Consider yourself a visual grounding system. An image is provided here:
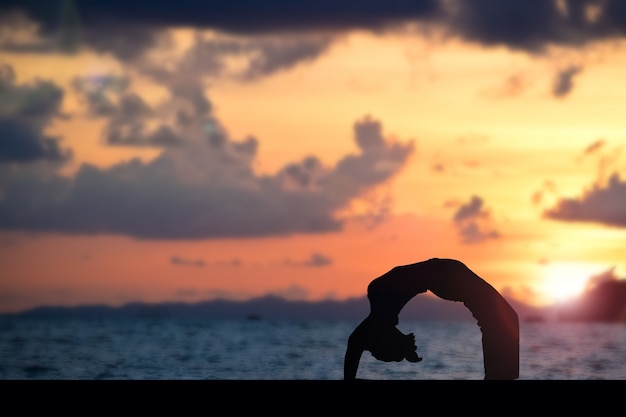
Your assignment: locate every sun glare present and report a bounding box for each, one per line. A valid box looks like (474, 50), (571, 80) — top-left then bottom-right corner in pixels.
(539, 262), (602, 304)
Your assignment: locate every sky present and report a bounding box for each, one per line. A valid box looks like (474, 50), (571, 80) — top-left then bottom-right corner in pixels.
(1, 0), (626, 314)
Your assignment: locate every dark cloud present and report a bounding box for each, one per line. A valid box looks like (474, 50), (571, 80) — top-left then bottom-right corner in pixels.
(0, 0), (439, 62)
(431, 163), (445, 173)
(457, 222), (500, 245)
(71, 75), (131, 116)
(0, 4), (80, 54)
(0, 118), (67, 163)
(531, 180), (558, 206)
(447, 0), (626, 52)
(452, 195), (501, 244)
(453, 195), (487, 222)
(284, 252), (333, 267)
(133, 33), (335, 84)
(218, 258), (242, 267)
(4, 0), (626, 62)
(73, 74), (202, 147)
(481, 73), (532, 99)
(171, 255), (205, 267)
(0, 64), (70, 163)
(82, 25), (169, 62)
(0, 112), (413, 239)
(552, 65), (583, 98)
(306, 252), (333, 267)
(332, 116), (413, 190)
(544, 172), (626, 228)
(447, 0), (563, 52)
(240, 36), (333, 81)
(1, 1), (440, 36)
(575, 138), (610, 166)
(270, 284), (310, 300)
(0, 1), (166, 58)
(582, 138), (606, 157)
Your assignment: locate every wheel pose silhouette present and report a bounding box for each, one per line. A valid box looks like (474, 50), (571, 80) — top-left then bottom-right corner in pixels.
(344, 258), (519, 380)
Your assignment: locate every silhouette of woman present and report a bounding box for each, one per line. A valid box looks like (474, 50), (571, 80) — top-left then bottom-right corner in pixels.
(344, 258), (519, 380)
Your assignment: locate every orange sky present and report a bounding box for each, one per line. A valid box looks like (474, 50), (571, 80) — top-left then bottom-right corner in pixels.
(2, 1), (626, 314)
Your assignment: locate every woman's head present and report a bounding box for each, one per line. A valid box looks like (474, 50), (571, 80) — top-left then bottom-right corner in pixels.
(344, 316), (423, 379)
(364, 321), (420, 362)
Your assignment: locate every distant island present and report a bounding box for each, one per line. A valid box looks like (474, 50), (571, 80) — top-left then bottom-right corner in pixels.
(3, 276), (626, 322)
(1, 294), (472, 321)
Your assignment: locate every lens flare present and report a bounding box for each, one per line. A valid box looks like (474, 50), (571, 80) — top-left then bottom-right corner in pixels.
(539, 262), (604, 303)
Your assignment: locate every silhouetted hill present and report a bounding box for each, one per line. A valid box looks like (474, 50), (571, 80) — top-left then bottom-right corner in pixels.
(3, 293), (550, 322)
(6, 280), (625, 321)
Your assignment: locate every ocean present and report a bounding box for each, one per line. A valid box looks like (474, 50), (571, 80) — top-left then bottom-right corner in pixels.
(1, 318), (625, 380)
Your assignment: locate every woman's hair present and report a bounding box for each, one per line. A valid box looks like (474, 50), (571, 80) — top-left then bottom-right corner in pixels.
(366, 325), (416, 362)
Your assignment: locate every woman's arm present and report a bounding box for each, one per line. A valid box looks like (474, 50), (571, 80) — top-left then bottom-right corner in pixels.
(344, 339), (364, 380)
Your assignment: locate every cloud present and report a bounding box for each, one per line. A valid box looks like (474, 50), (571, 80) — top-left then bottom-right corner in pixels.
(456, 133), (490, 145)
(531, 180), (558, 206)
(445, 0), (564, 52)
(544, 172), (626, 228)
(284, 252), (333, 267)
(451, 195), (501, 244)
(0, 108), (413, 239)
(0, 1), (165, 58)
(552, 65), (583, 98)
(217, 258), (242, 267)
(306, 252), (333, 267)
(481, 73), (533, 99)
(581, 138), (606, 157)
(7, 0), (626, 63)
(0, 0), (439, 62)
(1, 1), (441, 37)
(4, 1), (626, 105)
(0, 63), (71, 163)
(333, 116), (414, 189)
(231, 35), (334, 81)
(445, 0), (626, 52)
(72, 75), (131, 116)
(453, 195), (487, 222)
(171, 255), (205, 267)
(73, 74), (195, 147)
(431, 163), (445, 173)
(133, 32), (336, 84)
(270, 284), (310, 300)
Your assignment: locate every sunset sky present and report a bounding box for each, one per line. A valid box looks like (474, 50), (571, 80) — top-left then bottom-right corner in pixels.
(1, 0), (626, 314)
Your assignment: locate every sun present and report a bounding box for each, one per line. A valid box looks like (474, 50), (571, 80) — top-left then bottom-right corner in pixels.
(538, 262), (600, 304)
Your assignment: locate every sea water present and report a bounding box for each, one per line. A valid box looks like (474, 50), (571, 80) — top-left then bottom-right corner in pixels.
(1, 318), (625, 379)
